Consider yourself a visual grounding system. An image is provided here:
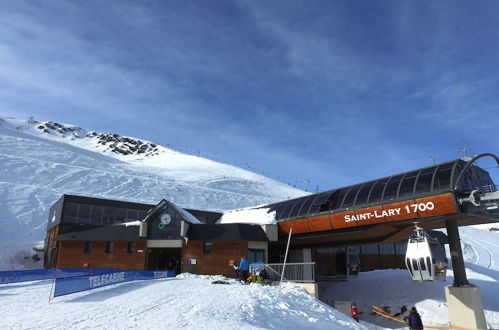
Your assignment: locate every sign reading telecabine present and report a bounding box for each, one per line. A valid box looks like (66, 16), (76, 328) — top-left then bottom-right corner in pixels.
(53, 270), (175, 297)
(0, 268), (118, 285)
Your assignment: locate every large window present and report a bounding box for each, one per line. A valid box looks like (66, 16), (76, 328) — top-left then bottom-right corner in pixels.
(248, 249), (265, 263)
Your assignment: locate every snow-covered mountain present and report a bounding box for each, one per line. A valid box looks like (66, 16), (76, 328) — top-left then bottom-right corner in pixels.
(0, 116), (305, 269)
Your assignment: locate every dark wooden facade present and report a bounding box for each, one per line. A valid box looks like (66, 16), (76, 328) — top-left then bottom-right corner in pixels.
(56, 240), (147, 270)
(181, 240), (248, 278)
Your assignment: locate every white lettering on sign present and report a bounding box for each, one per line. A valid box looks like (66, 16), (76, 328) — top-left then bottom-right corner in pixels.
(153, 271), (168, 278)
(88, 272), (125, 289)
(344, 202), (436, 223)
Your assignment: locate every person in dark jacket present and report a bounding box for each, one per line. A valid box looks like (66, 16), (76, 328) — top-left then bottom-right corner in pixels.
(238, 256), (250, 283)
(407, 307), (423, 330)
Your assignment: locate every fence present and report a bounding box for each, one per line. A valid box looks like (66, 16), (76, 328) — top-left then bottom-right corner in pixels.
(0, 268), (120, 285)
(250, 262), (316, 283)
(53, 270), (175, 297)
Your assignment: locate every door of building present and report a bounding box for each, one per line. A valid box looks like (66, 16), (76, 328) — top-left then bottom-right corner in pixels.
(146, 248), (181, 274)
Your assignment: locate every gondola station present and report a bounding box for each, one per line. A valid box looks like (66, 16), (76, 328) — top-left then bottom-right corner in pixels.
(44, 153), (499, 329)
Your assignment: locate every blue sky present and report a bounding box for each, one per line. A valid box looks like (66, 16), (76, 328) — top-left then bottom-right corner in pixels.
(1, 0), (499, 191)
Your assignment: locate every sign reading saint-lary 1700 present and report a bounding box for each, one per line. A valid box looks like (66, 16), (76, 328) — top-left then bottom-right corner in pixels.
(278, 193), (458, 234)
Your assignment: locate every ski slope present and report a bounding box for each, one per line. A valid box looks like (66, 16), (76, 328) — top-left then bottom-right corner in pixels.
(0, 117), (305, 270)
(0, 274), (365, 330)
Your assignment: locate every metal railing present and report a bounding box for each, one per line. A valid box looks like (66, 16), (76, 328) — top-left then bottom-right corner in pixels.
(250, 262), (316, 283)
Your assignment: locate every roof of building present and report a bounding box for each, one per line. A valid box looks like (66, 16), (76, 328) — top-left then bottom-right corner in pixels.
(56, 223), (140, 241)
(261, 158), (494, 222)
(186, 223), (268, 241)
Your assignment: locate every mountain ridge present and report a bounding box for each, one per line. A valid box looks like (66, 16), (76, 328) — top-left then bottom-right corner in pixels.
(0, 116), (306, 269)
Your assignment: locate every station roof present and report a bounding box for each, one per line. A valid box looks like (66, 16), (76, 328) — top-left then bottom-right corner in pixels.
(263, 158), (494, 222)
(186, 223), (268, 241)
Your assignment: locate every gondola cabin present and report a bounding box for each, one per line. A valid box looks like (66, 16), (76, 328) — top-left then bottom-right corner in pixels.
(405, 225), (448, 281)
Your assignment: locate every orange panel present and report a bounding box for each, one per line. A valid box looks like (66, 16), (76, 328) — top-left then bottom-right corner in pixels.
(278, 222), (291, 234)
(331, 211), (358, 229)
(415, 193), (457, 218)
(308, 215), (332, 232)
(286, 218), (311, 234)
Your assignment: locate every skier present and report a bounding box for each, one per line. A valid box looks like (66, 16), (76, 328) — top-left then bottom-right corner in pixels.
(351, 303), (360, 322)
(407, 307), (423, 330)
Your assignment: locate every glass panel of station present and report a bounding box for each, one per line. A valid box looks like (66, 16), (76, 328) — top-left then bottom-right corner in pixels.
(353, 181), (375, 208)
(432, 162), (454, 192)
(341, 185), (361, 209)
(368, 178), (389, 204)
(287, 197), (307, 219)
(62, 202), (147, 226)
(398, 170), (420, 198)
(382, 175), (404, 202)
(414, 167), (437, 195)
(296, 195), (317, 217)
(309, 191), (337, 215)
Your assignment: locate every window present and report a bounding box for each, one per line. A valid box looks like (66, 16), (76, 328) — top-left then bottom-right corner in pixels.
(102, 207), (115, 224)
(398, 171), (419, 198)
(368, 179), (389, 204)
(382, 175), (404, 201)
(414, 167), (437, 194)
(297, 195), (316, 217)
(248, 249), (265, 263)
(83, 241), (92, 253)
(90, 206), (103, 224)
(433, 163), (454, 191)
(64, 203), (79, 222)
(127, 242), (136, 254)
(126, 209), (138, 221)
(105, 242), (114, 254)
(115, 208), (127, 223)
(77, 204), (91, 223)
(203, 242), (212, 254)
(354, 182), (375, 207)
(341, 185), (361, 209)
(288, 199), (306, 218)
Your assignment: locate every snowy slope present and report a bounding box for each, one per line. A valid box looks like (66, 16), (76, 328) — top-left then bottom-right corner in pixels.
(0, 117), (305, 269)
(0, 274), (366, 330)
(322, 226), (499, 329)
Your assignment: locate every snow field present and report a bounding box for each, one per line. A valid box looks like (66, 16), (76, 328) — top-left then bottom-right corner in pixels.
(1, 274), (365, 330)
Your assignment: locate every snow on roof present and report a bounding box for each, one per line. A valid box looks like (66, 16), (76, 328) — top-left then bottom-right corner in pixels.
(174, 205), (203, 224)
(217, 206), (276, 225)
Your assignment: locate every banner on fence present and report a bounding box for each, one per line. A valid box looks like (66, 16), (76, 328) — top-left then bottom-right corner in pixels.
(53, 270), (174, 297)
(0, 268), (120, 285)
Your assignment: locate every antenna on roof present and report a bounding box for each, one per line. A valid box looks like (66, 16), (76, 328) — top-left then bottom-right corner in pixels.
(458, 140), (473, 161)
(430, 155), (436, 165)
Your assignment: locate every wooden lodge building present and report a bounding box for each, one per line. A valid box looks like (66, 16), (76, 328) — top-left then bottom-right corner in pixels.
(44, 155), (499, 279)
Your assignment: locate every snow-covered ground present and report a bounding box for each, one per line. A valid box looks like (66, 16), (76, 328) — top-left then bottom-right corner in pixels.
(323, 226), (499, 329)
(0, 117), (304, 269)
(0, 274), (365, 330)
(2, 226), (498, 330)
